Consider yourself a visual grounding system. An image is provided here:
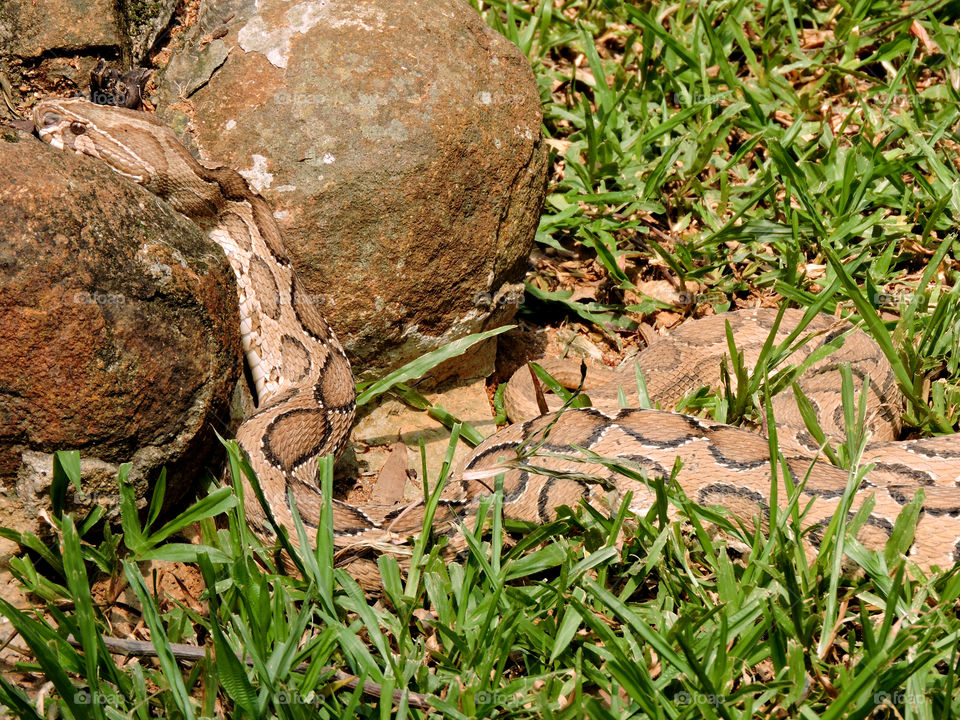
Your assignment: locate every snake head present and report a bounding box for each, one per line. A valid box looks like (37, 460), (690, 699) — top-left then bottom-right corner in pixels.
(32, 97), (236, 225)
(33, 97), (166, 185)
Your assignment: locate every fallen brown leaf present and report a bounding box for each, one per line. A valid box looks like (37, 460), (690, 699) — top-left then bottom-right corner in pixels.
(373, 440), (410, 504)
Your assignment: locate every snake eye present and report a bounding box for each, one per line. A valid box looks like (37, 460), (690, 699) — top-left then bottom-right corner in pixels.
(69, 121), (86, 135)
(40, 112), (61, 128)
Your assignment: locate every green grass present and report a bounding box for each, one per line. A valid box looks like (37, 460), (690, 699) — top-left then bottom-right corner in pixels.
(3, 1), (960, 718)
(480, 0), (959, 431)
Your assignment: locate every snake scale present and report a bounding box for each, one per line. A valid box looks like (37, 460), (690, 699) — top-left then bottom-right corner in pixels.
(33, 98), (960, 573)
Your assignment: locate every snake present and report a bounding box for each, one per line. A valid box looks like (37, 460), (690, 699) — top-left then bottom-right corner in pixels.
(32, 97), (960, 573)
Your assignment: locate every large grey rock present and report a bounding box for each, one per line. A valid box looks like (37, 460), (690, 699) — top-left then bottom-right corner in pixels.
(0, 128), (240, 534)
(157, 0), (546, 378)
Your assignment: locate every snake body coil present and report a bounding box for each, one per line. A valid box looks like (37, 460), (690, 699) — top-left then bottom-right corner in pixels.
(33, 98), (960, 572)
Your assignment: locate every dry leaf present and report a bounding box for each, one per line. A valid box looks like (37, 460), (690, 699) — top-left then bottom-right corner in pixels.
(373, 440), (409, 504)
(910, 20), (939, 54)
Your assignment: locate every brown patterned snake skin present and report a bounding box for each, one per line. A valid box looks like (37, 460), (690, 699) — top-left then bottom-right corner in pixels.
(34, 98), (960, 572)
